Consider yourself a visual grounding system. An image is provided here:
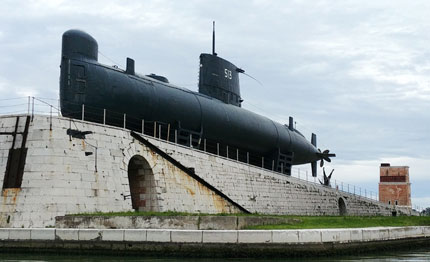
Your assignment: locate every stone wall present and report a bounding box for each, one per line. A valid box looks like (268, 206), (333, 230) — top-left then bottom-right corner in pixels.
(55, 215), (299, 230)
(0, 227), (429, 257)
(0, 115), (412, 228)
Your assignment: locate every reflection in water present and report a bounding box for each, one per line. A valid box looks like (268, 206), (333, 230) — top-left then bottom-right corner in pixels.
(0, 249), (430, 262)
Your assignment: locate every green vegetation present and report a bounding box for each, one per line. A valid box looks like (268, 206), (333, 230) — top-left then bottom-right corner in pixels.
(246, 216), (430, 230)
(69, 211), (430, 229)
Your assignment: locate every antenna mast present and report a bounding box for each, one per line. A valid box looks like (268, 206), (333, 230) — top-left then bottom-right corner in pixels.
(212, 21), (217, 56)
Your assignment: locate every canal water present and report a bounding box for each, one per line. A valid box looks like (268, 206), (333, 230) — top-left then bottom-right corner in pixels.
(0, 249), (430, 262)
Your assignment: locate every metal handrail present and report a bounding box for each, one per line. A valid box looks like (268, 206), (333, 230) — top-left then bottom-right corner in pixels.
(0, 96), (388, 204)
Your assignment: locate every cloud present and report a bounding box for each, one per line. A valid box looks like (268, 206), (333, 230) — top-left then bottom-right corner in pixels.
(411, 197), (430, 210)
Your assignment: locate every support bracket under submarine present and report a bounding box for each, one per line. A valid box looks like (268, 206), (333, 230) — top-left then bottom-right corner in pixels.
(59, 24), (335, 177)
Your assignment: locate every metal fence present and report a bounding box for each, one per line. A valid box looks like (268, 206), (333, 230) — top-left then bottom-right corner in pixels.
(0, 96), (399, 204)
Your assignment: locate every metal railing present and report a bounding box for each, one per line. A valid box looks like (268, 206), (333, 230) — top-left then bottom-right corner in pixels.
(0, 96), (382, 202)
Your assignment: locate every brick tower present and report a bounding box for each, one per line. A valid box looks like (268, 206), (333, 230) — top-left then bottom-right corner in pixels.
(379, 163), (411, 207)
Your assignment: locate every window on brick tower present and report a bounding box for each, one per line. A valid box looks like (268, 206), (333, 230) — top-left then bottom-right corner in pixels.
(395, 200), (398, 205)
(388, 200), (391, 205)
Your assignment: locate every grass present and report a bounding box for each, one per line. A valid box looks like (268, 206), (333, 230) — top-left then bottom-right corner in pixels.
(246, 216), (430, 229)
(69, 211), (430, 229)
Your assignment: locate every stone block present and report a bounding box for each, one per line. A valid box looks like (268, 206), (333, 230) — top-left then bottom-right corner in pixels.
(238, 230), (271, 243)
(171, 230), (202, 243)
(56, 229), (79, 241)
(8, 229), (31, 240)
(321, 229), (350, 243)
(404, 226), (424, 238)
(103, 216), (134, 229)
(298, 230), (321, 243)
(147, 229), (171, 242)
(0, 229), (9, 240)
(31, 228), (55, 240)
(350, 229), (363, 241)
(202, 230), (237, 243)
(199, 216), (237, 230)
(124, 229), (147, 241)
(101, 229), (124, 241)
(422, 226), (430, 237)
(379, 228), (390, 240)
(362, 228), (380, 241)
(389, 227), (406, 239)
(272, 230), (299, 243)
(78, 229), (101, 241)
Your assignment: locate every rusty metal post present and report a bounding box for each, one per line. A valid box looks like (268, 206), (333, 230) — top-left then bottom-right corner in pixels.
(246, 152), (249, 164)
(204, 139), (206, 152)
(159, 125), (162, 139)
(226, 145), (229, 158)
(272, 160), (274, 171)
(217, 143), (219, 155)
(281, 163), (284, 174)
(236, 149), (239, 161)
(262, 157), (264, 168)
(189, 134), (192, 147)
(142, 119), (144, 134)
(123, 114), (126, 129)
(175, 129), (177, 144)
(153, 121), (157, 137)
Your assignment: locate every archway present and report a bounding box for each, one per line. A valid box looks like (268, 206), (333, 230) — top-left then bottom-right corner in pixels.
(128, 155), (159, 211)
(338, 197), (347, 216)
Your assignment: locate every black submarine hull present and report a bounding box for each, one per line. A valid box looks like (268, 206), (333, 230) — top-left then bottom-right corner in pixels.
(60, 30), (320, 170)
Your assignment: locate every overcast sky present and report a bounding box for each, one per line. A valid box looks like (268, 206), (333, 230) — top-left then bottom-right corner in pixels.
(0, 0), (429, 209)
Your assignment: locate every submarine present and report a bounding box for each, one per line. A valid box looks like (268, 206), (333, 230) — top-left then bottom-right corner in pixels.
(59, 26), (335, 177)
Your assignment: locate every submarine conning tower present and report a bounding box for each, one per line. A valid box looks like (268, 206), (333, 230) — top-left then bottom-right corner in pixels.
(198, 54), (243, 107)
(62, 29), (98, 61)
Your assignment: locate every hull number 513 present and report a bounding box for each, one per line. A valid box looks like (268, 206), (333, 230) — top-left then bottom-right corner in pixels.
(224, 69), (232, 79)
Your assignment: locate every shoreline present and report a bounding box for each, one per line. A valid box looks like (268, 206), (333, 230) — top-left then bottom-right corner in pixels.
(1, 227), (429, 258)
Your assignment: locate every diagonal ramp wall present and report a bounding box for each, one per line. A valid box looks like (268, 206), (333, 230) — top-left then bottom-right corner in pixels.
(0, 114), (413, 228)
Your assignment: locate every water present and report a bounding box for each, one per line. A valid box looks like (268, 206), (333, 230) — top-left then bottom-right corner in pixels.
(1, 249), (430, 262)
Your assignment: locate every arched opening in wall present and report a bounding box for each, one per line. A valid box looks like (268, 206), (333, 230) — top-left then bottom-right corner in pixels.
(128, 155), (159, 212)
(338, 197), (347, 216)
